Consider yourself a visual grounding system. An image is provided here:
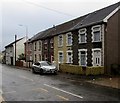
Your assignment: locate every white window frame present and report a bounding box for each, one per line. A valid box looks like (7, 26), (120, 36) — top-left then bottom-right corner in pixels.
(78, 49), (87, 66)
(58, 35), (63, 47)
(66, 32), (72, 46)
(92, 25), (101, 42)
(92, 48), (101, 66)
(44, 40), (47, 44)
(66, 50), (73, 63)
(78, 28), (87, 43)
(58, 51), (64, 63)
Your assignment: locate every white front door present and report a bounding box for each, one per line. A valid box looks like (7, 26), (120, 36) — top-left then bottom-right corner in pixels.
(67, 51), (72, 63)
(93, 50), (101, 66)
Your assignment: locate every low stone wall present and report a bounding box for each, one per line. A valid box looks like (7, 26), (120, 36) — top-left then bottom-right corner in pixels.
(59, 64), (104, 75)
(16, 61), (23, 67)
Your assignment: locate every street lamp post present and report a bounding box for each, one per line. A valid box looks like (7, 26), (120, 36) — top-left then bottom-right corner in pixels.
(19, 24), (28, 67)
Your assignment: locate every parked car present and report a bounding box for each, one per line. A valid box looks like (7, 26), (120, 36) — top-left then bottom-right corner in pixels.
(32, 61), (58, 74)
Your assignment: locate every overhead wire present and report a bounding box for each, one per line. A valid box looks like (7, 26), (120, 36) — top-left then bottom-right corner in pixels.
(21, 0), (75, 17)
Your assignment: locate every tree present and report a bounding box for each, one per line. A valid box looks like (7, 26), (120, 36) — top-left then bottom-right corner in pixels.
(18, 53), (25, 60)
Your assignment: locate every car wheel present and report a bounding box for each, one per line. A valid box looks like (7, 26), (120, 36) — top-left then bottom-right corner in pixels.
(54, 71), (57, 75)
(40, 69), (43, 75)
(32, 68), (36, 74)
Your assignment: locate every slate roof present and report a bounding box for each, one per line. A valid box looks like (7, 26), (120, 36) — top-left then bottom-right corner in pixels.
(30, 2), (119, 42)
(31, 15), (87, 42)
(70, 2), (119, 30)
(5, 37), (24, 48)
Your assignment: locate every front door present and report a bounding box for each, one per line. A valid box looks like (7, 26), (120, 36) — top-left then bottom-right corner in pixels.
(11, 57), (13, 65)
(93, 50), (101, 66)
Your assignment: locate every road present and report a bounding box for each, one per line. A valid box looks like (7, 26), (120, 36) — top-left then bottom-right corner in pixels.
(1, 64), (119, 101)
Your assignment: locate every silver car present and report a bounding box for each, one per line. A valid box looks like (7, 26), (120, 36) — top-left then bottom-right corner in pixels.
(32, 61), (58, 74)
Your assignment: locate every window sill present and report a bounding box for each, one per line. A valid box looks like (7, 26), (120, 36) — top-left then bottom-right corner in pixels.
(66, 45), (72, 47)
(58, 46), (63, 48)
(79, 42), (87, 44)
(92, 41), (101, 43)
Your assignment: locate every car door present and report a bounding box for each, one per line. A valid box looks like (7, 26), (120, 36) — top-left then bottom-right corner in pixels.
(34, 62), (40, 72)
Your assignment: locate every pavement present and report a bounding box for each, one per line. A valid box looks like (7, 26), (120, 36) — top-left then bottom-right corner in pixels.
(58, 72), (120, 89)
(5, 65), (120, 89)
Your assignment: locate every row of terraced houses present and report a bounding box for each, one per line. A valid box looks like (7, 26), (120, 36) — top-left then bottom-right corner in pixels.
(10, 2), (120, 74)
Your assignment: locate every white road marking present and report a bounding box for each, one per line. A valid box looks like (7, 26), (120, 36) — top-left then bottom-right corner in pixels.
(3, 91), (16, 94)
(19, 75), (34, 82)
(56, 95), (69, 101)
(44, 84), (83, 99)
(32, 88), (48, 92)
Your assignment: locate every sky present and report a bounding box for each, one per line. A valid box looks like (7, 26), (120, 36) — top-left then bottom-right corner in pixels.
(0, 0), (119, 51)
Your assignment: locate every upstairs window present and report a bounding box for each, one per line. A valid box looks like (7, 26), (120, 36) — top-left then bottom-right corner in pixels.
(44, 40), (47, 44)
(34, 54), (37, 62)
(34, 42), (37, 51)
(78, 28), (87, 43)
(58, 35), (63, 47)
(66, 32), (72, 46)
(92, 25), (101, 42)
(50, 39), (54, 48)
(44, 40), (47, 50)
(39, 41), (42, 51)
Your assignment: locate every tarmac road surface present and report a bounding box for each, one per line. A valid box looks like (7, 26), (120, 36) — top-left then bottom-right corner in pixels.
(1, 64), (119, 101)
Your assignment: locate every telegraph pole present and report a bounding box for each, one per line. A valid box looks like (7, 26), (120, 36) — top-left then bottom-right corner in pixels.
(15, 34), (17, 66)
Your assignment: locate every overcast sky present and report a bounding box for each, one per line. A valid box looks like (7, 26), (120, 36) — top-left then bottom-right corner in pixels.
(0, 0), (119, 51)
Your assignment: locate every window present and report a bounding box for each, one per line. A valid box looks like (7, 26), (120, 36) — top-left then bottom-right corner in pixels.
(44, 54), (47, 61)
(35, 54), (37, 62)
(44, 45), (47, 50)
(78, 49), (87, 66)
(78, 28), (87, 43)
(50, 38), (53, 43)
(51, 55), (54, 62)
(92, 25), (101, 42)
(67, 51), (73, 63)
(92, 49), (101, 66)
(51, 43), (54, 48)
(66, 32), (72, 46)
(44, 40), (47, 44)
(44, 40), (47, 50)
(34, 42), (37, 51)
(58, 35), (63, 47)
(39, 41), (41, 51)
(50, 39), (54, 48)
(39, 54), (41, 61)
(58, 51), (63, 63)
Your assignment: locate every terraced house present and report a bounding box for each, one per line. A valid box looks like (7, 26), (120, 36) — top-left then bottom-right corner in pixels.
(54, 2), (120, 74)
(27, 2), (119, 74)
(71, 2), (120, 74)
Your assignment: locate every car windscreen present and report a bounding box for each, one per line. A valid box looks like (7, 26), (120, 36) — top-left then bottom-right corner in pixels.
(40, 62), (52, 66)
